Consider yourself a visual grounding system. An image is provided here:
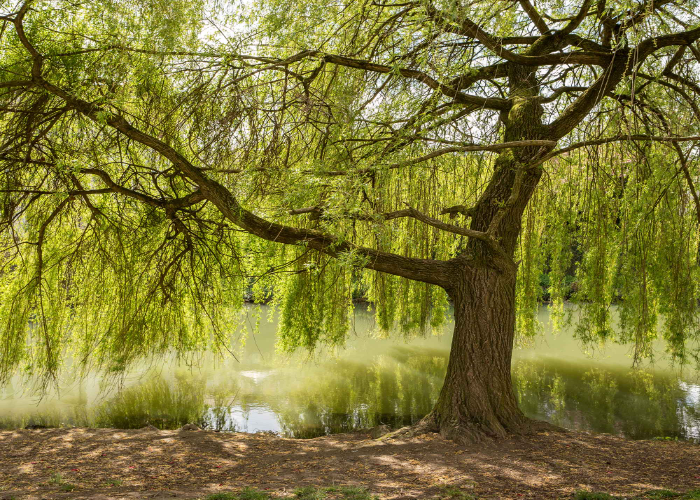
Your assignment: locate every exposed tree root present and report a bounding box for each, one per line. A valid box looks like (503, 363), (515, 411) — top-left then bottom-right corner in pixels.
(379, 413), (566, 445)
(378, 413), (439, 441)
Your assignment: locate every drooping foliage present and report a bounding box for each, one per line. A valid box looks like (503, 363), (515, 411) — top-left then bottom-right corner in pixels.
(0, 0), (699, 388)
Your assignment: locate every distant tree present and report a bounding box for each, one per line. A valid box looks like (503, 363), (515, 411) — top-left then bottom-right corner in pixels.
(1, 0), (699, 442)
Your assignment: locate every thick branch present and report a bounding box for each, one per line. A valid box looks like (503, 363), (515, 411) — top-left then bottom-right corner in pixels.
(450, 63), (509, 90)
(517, 0), (549, 34)
(543, 135), (700, 162)
(637, 26), (700, 60)
(548, 52), (628, 138)
(0, 79), (33, 89)
(559, 0), (592, 36)
(320, 54), (511, 110)
(441, 205), (475, 219)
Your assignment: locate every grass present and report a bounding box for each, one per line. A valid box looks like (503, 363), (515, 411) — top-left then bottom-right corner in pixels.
(205, 494), (238, 500)
(437, 485), (476, 499)
(48, 472), (64, 485)
(106, 478), (123, 486)
(295, 486), (326, 499)
(204, 489), (270, 500)
(574, 490), (700, 500)
(295, 486), (379, 500)
(47, 472), (77, 492)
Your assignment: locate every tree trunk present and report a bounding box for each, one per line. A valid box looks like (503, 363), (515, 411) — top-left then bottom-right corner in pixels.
(411, 65), (552, 443)
(426, 263), (528, 443)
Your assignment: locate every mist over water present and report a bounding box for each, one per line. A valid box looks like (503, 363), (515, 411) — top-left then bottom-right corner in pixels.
(1, 306), (699, 441)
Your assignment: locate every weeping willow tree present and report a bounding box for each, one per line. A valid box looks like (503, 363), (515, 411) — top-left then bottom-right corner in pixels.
(1, 0), (700, 442)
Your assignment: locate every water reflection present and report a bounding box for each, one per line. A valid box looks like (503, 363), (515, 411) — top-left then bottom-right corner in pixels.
(267, 350), (447, 437)
(514, 358), (700, 440)
(1, 307), (699, 441)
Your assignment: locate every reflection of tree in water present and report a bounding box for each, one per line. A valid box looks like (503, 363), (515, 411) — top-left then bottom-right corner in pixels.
(513, 359), (700, 440)
(273, 352), (700, 440)
(94, 372), (239, 431)
(270, 347), (447, 438)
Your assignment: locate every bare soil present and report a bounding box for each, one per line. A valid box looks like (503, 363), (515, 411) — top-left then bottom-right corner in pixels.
(1, 427), (699, 499)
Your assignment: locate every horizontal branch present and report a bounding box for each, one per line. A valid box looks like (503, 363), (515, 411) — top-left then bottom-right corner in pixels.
(288, 205), (474, 225)
(294, 202), (509, 261)
(320, 54), (511, 110)
(214, 49), (511, 110)
(319, 140), (559, 176)
(288, 206), (320, 215)
(395, 140), (558, 168)
(441, 205), (475, 219)
(0, 79), (33, 89)
(450, 63), (509, 90)
(637, 26), (700, 60)
(543, 135), (700, 162)
(286, 203), (511, 268)
(404, 206), (508, 260)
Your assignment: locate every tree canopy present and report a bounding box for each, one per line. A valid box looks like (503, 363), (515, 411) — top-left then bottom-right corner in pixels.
(1, 0), (700, 406)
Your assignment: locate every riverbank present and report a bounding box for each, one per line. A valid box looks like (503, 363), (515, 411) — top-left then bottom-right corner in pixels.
(1, 426), (698, 499)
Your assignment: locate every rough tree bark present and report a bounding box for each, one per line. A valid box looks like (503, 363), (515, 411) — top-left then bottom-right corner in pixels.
(427, 264), (526, 442)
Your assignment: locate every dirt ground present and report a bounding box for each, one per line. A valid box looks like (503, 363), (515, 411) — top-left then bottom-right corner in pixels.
(1, 426), (699, 499)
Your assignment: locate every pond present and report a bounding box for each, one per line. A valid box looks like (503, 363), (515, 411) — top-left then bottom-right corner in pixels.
(1, 306), (699, 441)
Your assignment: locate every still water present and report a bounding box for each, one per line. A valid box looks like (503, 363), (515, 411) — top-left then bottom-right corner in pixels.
(1, 306), (699, 441)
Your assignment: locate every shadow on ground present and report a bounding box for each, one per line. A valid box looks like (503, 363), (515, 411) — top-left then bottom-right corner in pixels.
(1, 427), (699, 499)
